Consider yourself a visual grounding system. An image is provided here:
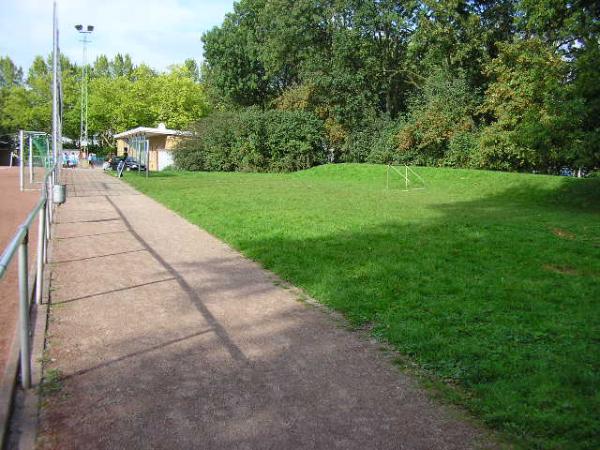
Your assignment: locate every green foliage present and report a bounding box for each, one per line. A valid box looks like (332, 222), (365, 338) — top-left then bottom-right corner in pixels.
(0, 53), (209, 145)
(202, 0), (273, 107)
(199, 0), (599, 173)
(152, 70), (210, 129)
(394, 68), (480, 166)
(478, 38), (586, 171)
(263, 109), (326, 171)
(0, 85), (30, 134)
(0, 55), (79, 136)
(126, 165), (600, 450)
(175, 109), (326, 172)
(88, 58), (209, 146)
(340, 115), (394, 163)
(175, 112), (241, 171)
(4, 0), (597, 173)
(0, 56), (23, 87)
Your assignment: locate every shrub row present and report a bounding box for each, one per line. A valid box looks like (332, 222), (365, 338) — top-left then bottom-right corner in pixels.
(174, 108), (327, 172)
(176, 69), (595, 173)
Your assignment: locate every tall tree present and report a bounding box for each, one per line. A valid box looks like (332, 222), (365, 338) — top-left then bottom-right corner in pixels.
(92, 55), (111, 78)
(111, 54), (134, 78)
(202, 0), (272, 106)
(0, 56), (23, 87)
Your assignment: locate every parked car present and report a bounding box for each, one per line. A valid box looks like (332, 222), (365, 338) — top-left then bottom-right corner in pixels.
(107, 156), (146, 171)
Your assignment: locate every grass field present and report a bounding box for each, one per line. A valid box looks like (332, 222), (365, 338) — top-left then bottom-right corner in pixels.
(124, 164), (599, 449)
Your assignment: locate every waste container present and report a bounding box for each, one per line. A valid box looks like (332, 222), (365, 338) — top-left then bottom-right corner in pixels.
(53, 184), (66, 204)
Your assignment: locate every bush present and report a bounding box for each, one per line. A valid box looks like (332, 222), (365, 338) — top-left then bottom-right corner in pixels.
(391, 68), (480, 167)
(340, 115), (393, 163)
(445, 130), (479, 167)
(366, 119), (404, 164)
(175, 108), (326, 172)
(175, 112), (241, 171)
(86, 144), (114, 158)
(263, 109), (327, 171)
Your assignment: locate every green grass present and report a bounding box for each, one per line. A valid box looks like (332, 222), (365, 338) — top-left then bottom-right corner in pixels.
(124, 164), (600, 449)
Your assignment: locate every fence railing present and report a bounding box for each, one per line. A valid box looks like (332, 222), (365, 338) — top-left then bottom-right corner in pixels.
(0, 163), (58, 389)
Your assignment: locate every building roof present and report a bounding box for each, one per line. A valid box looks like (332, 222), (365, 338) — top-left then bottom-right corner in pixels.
(113, 123), (192, 139)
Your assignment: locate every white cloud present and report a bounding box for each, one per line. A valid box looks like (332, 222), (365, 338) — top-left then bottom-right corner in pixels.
(0, 0), (234, 71)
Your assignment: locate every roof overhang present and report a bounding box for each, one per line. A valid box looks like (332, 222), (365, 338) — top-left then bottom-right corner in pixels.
(113, 126), (192, 139)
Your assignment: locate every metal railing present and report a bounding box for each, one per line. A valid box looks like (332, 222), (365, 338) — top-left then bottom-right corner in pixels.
(0, 164), (58, 389)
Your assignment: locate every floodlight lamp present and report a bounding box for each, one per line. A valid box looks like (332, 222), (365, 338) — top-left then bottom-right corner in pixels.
(87, 25), (94, 32)
(75, 24), (83, 31)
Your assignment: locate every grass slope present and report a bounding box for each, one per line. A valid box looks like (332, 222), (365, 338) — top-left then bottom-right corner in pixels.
(125, 164), (600, 449)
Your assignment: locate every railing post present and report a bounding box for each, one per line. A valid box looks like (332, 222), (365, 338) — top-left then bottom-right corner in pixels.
(43, 219), (48, 265)
(29, 135), (34, 184)
(19, 130), (24, 192)
(18, 230), (31, 389)
(47, 177), (53, 238)
(36, 201), (46, 305)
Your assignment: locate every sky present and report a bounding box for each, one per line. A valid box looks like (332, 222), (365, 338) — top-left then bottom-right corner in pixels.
(0, 0), (235, 73)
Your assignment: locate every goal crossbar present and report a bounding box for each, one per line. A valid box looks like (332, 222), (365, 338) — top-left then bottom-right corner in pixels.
(386, 164), (425, 191)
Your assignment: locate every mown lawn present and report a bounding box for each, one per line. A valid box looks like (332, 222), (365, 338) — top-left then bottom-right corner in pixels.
(124, 164), (599, 449)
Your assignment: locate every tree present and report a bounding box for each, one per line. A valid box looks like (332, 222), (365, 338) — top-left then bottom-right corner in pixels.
(202, 0), (273, 107)
(183, 59), (201, 82)
(152, 68), (209, 129)
(111, 54), (134, 78)
(0, 56), (23, 87)
(0, 86), (30, 134)
(478, 38), (584, 170)
(0, 56), (25, 134)
(395, 67), (480, 166)
(92, 55), (111, 78)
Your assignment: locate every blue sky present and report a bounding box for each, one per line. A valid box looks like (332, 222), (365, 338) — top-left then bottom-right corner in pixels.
(0, 0), (235, 72)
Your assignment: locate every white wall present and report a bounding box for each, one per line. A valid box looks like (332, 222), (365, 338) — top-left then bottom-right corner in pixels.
(158, 150), (174, 171)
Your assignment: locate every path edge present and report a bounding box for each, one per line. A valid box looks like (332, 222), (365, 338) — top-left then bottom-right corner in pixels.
(2, 238), (54, 450)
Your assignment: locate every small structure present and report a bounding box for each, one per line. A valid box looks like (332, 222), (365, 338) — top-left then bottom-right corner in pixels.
(113, 123), (191, 171)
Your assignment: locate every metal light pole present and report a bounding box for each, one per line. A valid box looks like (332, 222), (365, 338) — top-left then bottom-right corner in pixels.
(52, 1), (59, 174)
(75, 24), (94, 154)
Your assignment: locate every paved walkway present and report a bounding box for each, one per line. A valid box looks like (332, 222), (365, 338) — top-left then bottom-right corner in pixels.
(39, 169), (492, 449)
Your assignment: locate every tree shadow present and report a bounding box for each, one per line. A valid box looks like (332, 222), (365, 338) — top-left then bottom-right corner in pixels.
(42, 174), (599, 449)
(226, 177), (599, 448)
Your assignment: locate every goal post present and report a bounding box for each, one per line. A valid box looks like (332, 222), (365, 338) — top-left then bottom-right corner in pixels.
(386, 164), (425, 191)
(19, 130), (51, 191)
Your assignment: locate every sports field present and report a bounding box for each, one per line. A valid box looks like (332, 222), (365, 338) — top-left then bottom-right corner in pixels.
(125, 164), (600, 449)
(0, 168), (39, 377)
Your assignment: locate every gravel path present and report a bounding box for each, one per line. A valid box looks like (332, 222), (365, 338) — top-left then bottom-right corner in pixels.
(39, 169), (494, 449)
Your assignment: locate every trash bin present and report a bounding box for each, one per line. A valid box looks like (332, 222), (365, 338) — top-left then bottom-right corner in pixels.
(53, 184), (66, 204)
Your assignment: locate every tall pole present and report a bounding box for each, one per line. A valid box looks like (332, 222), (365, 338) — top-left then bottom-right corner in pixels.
(75, 24), (93, 154)
(52, 2), (59, 170)
(28, 135), (33, 184)
(19, 130), (24, 192)
(79, 35), (89, 152)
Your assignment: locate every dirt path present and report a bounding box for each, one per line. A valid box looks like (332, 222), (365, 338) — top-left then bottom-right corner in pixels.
(39, 169), (494, 449)
(0, 168), (39, 378)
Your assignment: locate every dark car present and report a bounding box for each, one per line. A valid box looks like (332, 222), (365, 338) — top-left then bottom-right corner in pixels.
(108, 156), (146, 171)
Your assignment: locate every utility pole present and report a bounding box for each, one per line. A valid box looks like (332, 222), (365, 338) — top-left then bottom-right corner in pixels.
(75, 24), (94, 154)
(52, 2), (59, 170)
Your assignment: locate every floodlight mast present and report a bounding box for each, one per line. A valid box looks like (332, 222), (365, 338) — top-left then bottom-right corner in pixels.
(75, 23), (93, 154)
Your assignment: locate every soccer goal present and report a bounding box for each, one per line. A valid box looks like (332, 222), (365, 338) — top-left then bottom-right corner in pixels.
(386, 164), (425, 191)
(18, 130), (52, 191)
